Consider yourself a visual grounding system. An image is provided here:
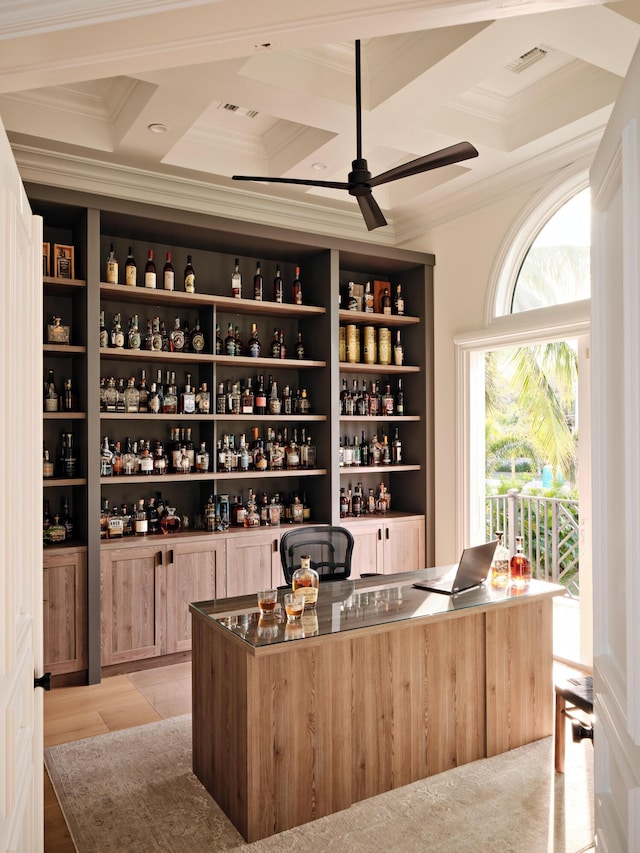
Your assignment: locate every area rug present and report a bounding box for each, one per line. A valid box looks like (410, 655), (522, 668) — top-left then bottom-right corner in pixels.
(44, 714), (594, 853)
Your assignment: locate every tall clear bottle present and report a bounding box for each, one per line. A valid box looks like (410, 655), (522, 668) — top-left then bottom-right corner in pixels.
(105, 243), (118, 284)
(490, 531), (510, 588)
(292, 555), (319, 607)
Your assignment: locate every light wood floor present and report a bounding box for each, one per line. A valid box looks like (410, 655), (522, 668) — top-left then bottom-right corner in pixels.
(44, 662), (192, 852)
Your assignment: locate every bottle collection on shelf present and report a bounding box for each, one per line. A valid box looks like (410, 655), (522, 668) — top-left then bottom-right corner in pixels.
(99, 370), (312, 417)
(341, 280), (405, 316)
(339, 378), (404, 416)
(104, 245), (305, 305)
(44, 370), (79, 413)
(215, 323), (307, 360)
(98, 488), (311, 539)
(99, 426), (317, 476)
(340, 324), (404, 366)
(43, 435), (78, 479)
(43, 497), (75, 545)
(339, 482), (391, 517)
(339, 429), (402, 467)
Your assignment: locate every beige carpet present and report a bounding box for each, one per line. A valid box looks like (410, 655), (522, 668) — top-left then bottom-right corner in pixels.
(44, 714), (594, 853)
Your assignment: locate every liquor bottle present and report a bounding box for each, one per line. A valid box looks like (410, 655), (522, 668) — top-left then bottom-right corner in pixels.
(215, 324), (223, 354)
(191, 317), (205, 352)
(394, 283), (405, 315)
(244, 490), (261, 528)
(139, 441), (154, 475)
(292, 555), (319, 606)
(162, 374), (178, 414)
(108, 504), (124, 539)
(43, 444), (54, 478)
(268, 379), (281, 415)
(216, 382), (226, 415)
(292, 265), (303, 305)
(148, 382), (162, 414)
(381, 287), (392, 315)
(180, 373), (196, 413)
(360, 431), (370, 467)
(184, 254), (196, 292)
(352, 483), (363, 517)
(273, 265), (284, 302)
(231, 257), (242, 298)
(381, 383), (395, 416)
(123, 377), (140, 413)
(295, 330), (305, 360)
(110, 313), (125, 348)
(490, 531), (510, 588)
(127, 314), (141, 350)
(115, 377), (126, 412)
(121, 437), (137, 475)
(144, 249), (157, 288)
(279, 330), (287, 359)
(196, 441), (210, 473)
(391, 428), (402, 464)
(169, 317), (185, 352)
(61, 497), (74, 540)
(44, 369), (59, 412)
(234, 326), (243, 356)
(248, 323), (261, 357)
(137, 370), (149, 413)
(364, 280), (374, 312)
(255, 375), (267, 415)
(356, 380), (369, 417)
(224, 322), (236, 356)
(204, 494), (217, 532)
(286, 428), (300, 470)
(253, 262), (263, 301)
(270, 328), (281, 358)
(147, 497), (161, 534)
(163, 251), (175, 290)
(241, 381), (254, 414)
(57, 432), (76, 478)
(368, 381), (380, 417)
(196, 381), (210, 414)
(160, 320), (170, 351)
(103, 376), (118, 413)
(160, 506), (181, 534)
(121, 504), (133, 536)
(281, 384), (292, 415)
(238, 433), (251, 471)
(394, 329), (404, 366)
(153, 441), (167, 475)
(105, 243), (118, 284)
(99, 310), (108, 348)
(184, 427), (195, 469)
(99, 498), (111, 539)
(182, 319), (192, 353)
(125, 246), (136, 286)
(228, 381), (241, 415)
(510, 536), (531, 588)
(134, 499), (148, 535)
(395, 378), (404, 416)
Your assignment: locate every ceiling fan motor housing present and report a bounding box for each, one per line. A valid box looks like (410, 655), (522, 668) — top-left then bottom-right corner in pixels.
(348, 159), (373, 196)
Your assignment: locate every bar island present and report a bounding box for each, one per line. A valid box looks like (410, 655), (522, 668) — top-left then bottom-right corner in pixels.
(190, 571), (564, 842)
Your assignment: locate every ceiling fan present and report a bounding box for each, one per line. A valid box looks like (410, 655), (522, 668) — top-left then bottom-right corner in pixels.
(232, 40), (478, 230)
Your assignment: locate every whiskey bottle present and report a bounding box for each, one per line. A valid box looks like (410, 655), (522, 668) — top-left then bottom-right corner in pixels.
(105, 243), (118, 284)
(273, 265), (284, 303)
(148, 383), (162, 415)
(224, 322), (236, 356)
(381, 287), (392, 315)
(196, 381), (210, 414)
(292, 556), (319, 607)
(364, 281), (374, 312)
(169, 317), (185, 352)
(231, 257), (242, 298)
(241, 381), (254, 414)
(248, 323), (261, 357)
(99, 310), (108, 348)
(216, 382), (226, 414)
(270, 328), (281, 359)
(44, 369), (59, 412)
(144, 249), (157, 288)
(268, 379), (281, 415)
(138, 369), (149, 413)
(100, 498), (111, 539)
(279, 330), (287, 359)
(184, 255), (196, 292)
(285, 428), (300, 470)
(395, 378), (404, 416)
(196, 441), (210, 473)
(121, 437), (137, 475)
(61, 497), (74, 540)
(100, 435), (114, 476)
(110, 313), (125, 348)
(292, 265), (303, 305)
(255, 375), (267, 414)
(163, 251), (175, 291)
(215, 324), (223, 355)
(108, 504), (124, 539)
(295, 330), (305, 360)
(127, 314), (141, 350)
(125, 246), (136, 286)
(139, 441), (154, 475)
(161, 374), (178, 414)
(234, 326), (243, 356)
(120, 504), (133, 536)
(153, 441), (167, 475)
(394, 284), (405, 315)
(43, 445), (54, 478)
(490, 531), (510, 588)
(180, 374), (196, 414)
(509, 536), (531, 588)
(160, 320), (170, 351)
(59, 432), (77, 478)
(381, 383), (395, 416)
(238, 433), (251, 471)
(184, 427), (195, 470)
(253, 262), (263, 301)
(123, 377), (140, 413)
(394, 329), (404, 366)
(191, 317), (205, 352)
(134, 499), (149, 536)
(391, 428), (402, 464)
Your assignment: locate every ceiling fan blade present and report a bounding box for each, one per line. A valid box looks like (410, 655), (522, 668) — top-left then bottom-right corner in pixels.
(369, 142), (478, 188)
(357, 192), (387, 231)
(232, 175), (350, 191)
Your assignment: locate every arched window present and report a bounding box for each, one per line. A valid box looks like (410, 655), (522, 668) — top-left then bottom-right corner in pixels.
(510, 188), (590, 313)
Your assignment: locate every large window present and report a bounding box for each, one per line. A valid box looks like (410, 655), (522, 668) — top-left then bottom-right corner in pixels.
(510, 188), (590, 313)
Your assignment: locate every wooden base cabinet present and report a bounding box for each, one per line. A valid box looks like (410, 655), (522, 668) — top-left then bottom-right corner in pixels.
(345, 515), (425, 577)
(224, 531), (282, 598)
(43, 547), (87, 676)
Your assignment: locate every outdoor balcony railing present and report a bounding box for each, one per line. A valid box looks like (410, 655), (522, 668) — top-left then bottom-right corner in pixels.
(486, 489), (580, 596)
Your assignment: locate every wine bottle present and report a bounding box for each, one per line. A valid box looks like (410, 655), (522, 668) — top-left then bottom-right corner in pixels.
(292, 265), (303, 305)
(184, 254), (196, 292)
(163, 252), (175, 291)
(231, 258), (242, 298)
(125, 246), (136, 286)
(394, 283), (405, 315)
(105, 243), (118, 284)
(253, 262), (263, 301)
(144, 249), (156, 288)
(273, 265), (284, 303)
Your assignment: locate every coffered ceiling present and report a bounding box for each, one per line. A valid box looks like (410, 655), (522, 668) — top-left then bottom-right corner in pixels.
(0, 0), (638, 241)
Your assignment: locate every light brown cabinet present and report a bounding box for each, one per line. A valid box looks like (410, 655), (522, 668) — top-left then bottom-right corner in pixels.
(43, 547), (87, 676)
(344, 514), (425, 577)
(225, 530), (282, 598)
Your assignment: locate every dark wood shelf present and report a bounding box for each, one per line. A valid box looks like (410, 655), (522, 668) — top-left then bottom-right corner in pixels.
(339, 309), (419, 327)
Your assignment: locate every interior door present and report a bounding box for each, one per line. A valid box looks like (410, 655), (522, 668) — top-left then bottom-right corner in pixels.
(590, 39), (640, 853)
(0, 121), (44, 849)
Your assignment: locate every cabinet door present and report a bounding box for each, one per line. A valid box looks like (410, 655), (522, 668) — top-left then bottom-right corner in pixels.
(345, 521), (384, 578)
(43, 549), (87, 675)
(165, 538), (226, 655)
(382, 516), (425, 574)
(100, 543), (166, 666)
(226, 531), (281, 598)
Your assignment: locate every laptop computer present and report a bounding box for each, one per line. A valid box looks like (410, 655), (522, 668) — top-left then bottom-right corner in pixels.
(412, 540), (498, 595)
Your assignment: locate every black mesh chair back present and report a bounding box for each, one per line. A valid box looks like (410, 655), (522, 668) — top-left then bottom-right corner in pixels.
(280, 525), (354, 585)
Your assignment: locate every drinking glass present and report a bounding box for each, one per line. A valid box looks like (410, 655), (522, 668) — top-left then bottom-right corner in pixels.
(284, 591), (305, 622)
(257, 588), (278, 615)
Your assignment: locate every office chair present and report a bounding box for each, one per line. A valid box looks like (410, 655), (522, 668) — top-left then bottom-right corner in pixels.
(280, 525), (354, 585)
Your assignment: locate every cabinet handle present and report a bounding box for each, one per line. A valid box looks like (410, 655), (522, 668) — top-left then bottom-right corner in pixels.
(386, 528), (390, 540)
(157, 550), (163, 566)
(168, 549), (174, 564)
(378, 528), (382, 541)
(273, 539), (278, 553)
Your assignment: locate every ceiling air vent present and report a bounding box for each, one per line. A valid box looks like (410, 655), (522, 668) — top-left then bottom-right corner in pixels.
(219, 103), (259, 118)
(506, 47), (548, 74)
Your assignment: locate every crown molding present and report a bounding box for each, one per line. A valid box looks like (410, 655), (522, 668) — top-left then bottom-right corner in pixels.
(11, 141), (400, 246)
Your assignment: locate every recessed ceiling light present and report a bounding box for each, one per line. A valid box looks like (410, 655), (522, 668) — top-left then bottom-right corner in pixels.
(312, 162), (328, 171)
(148, 123), (169, 134)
